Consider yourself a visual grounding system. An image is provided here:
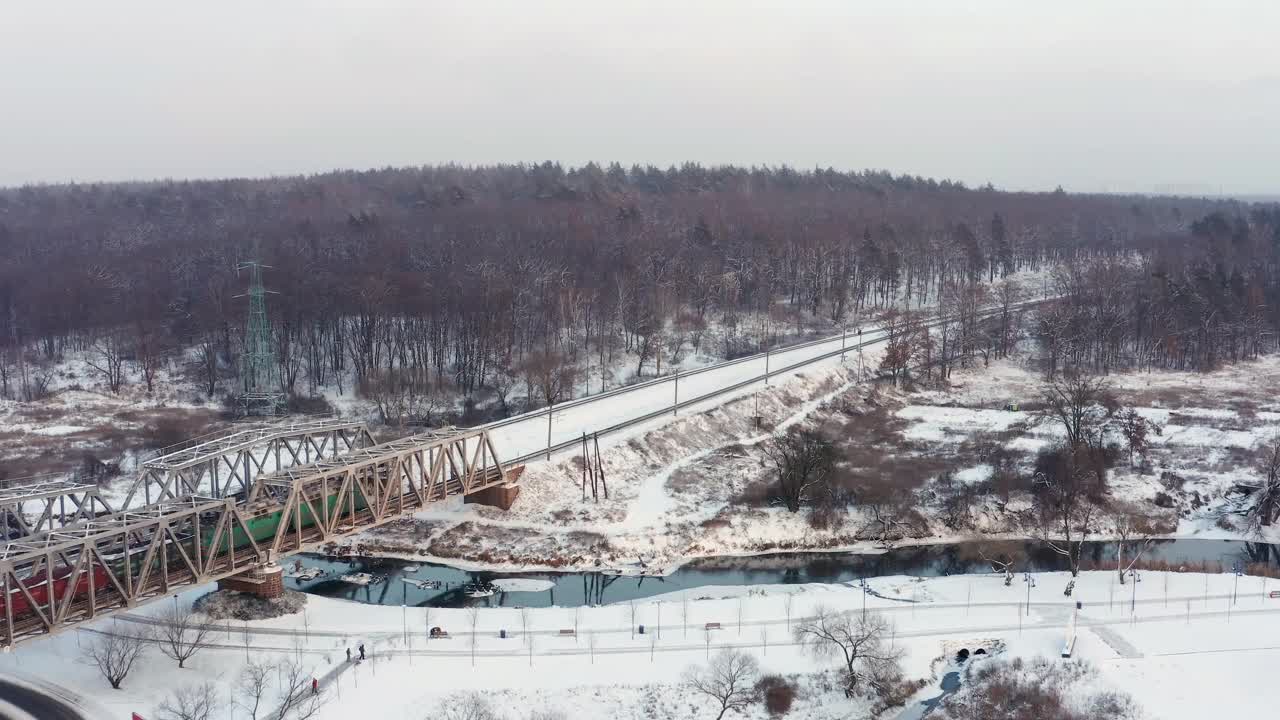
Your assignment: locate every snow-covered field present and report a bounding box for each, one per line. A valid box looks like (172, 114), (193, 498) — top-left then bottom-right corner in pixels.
(0, 349), (224, 493)
(10, 569), (1279, 719)
(908, 355), (1280, 542)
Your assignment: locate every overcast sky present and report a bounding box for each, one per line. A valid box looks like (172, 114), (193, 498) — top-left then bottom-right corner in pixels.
(2, 1), (1278, 194)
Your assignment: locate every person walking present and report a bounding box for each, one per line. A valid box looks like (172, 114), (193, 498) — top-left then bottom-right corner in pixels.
(346, 647), (352, 663)
(311, 678), (318, 696)
(358, 643), (366, 661)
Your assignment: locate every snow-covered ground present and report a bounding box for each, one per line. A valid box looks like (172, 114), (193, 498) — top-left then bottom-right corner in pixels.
(482, 321), (892, 464)
(909, 355), (1280, 542)
(360, 355), (890, 571)
(0, 349), (224, 490)
(353, 350), (1280, 573)
(9, 569), (1278, 719)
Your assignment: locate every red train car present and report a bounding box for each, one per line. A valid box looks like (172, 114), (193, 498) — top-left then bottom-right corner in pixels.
(3, 565), (111, 617)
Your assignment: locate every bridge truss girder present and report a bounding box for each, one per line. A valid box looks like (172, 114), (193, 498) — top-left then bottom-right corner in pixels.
(0, 427), (513, 648)
(0, 496), (265, 647)
(0, 480), (114, 539)
(125, 420), (375, 507)
(248, 427), (509, 556)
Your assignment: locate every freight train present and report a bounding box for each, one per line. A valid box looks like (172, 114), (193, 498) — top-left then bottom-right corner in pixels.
(3, 487), (371, 617)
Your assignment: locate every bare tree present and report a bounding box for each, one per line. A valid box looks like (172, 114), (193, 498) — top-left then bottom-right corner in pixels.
(1247, 442), (1280, 528)
(878, 311), (929, 386)
(992, 278), (1024, 358)
(1117, 407), (1161, 466)
(683, 648), (760, 720)
(156, 603), (216, 668)
(519, 348), (579, 406)
(237, 660), (271, 720)
(762, 426), (836, 512)
(854, 473), (923, 548)
(1035, 373), (1116, 450)
(275, 660), (324, 720)
(83, 626), (150, 689)
(974, 542), (1026, 586)
(1107, 500), (1167, 583)
(157, 681), (220, 720)
(85, 334), (126, 394)
(1031, 445), (1106, 585)
(196, 334), (220, 397)
(794, 606), (903, 699)
(936, 471), (982, 530)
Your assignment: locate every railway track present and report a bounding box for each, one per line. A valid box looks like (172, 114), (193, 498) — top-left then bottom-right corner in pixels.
(494, 299), (1049, 466)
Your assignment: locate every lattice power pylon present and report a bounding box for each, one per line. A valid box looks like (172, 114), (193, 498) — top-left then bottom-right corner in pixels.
(238, 260), (286, 416)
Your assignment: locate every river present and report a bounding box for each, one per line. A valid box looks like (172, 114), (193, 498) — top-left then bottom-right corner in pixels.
(288, 538), (1280, 609)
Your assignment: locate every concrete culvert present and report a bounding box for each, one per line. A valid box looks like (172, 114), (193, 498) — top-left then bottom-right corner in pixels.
(956, 648), (970, 661)
(974, 648), (987, 655)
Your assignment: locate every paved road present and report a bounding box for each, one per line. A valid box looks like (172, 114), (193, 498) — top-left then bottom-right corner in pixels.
(0, 677), (84, 720)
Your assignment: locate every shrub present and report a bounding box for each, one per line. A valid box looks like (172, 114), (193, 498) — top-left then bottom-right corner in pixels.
(755, 675), (798, 716)
(807, 502), (847, 531)
(937, 657), (1139, 720)
(1152, 491), (1174, 508)
(193, 589), (306, 621)
(288, 393), (335, 415)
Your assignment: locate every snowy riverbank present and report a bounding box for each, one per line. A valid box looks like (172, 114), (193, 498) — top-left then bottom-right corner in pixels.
(10, 569), (1280, 719)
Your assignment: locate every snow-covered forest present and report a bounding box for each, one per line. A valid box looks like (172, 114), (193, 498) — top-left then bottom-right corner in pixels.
(3, 165), (1275, 419)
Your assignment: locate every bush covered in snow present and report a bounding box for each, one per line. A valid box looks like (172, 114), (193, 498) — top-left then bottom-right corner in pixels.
(192, 589), (306, 621)
(936, 656), (1142, 720)
(755, 674), (798, 716)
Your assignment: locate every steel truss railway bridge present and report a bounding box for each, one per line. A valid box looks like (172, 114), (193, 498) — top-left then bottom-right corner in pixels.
(0, 420), (518, 649)
(0, 298), (1049, 650)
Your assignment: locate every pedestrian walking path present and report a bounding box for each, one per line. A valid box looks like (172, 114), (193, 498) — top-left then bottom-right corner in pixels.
(1090, 624), (1144, 659)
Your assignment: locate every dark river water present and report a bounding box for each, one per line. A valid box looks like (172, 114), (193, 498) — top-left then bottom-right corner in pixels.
(289, 538), (1280, 609)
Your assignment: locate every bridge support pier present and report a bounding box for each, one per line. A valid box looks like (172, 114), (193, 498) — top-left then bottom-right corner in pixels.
(464, 482), (521, 511)
(218, 563), (285, 599)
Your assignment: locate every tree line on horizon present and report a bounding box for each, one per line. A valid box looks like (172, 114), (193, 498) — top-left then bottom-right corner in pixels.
(0, 162), (1277, 420)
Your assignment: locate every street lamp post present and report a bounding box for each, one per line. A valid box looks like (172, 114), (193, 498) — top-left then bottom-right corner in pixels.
(1129, 570), (1141, 614)
(1024, 572), (1036, 616)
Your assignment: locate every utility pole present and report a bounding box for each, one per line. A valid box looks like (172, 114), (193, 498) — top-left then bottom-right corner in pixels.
(673, 368), (679, 416)
(857, 327), (864, 376)
(546, 401), (553, 461)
